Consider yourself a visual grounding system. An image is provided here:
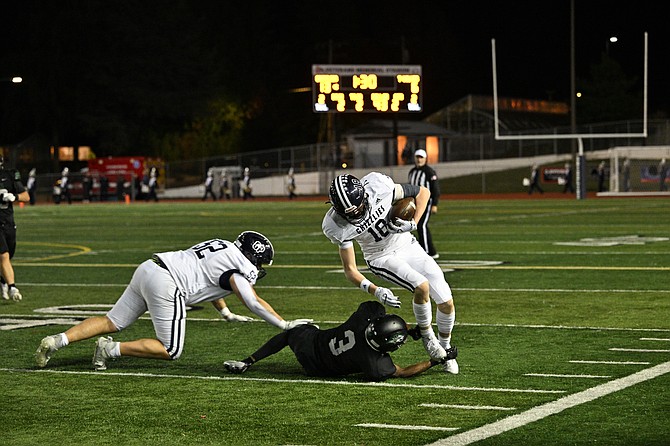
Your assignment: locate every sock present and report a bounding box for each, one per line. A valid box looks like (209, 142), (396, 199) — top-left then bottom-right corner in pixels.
(413, 301), (434, 335)
(436, 309), (455, 349)
(57, 333), (69, 349)
(108, 341), (121, 358)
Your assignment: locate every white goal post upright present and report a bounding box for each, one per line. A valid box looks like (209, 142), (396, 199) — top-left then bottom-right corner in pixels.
(491, 33), (648, 199)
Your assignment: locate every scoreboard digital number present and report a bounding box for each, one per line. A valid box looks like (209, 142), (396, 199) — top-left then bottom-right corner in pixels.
(312, 64), (422, 113)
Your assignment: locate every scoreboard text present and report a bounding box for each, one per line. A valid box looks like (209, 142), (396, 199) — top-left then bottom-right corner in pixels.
(312, 65), (422, 113)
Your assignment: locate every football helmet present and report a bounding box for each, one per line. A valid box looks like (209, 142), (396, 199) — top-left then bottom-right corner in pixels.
(234, 231), (274, 270)
(328, 174), (369, 224)
(365, 314), (408, 353)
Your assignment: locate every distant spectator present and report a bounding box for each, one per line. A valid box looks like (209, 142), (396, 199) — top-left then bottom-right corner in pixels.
(82, 171), (92, 203)
(596, 161), (607, 192)
(202, 169), (217, 201)
(146, 167), (159, 202)
(528, 164), (544, 195)
(60, 168), (72, 204)
(562, 162), (575, 194)
(100, 175), (109, 202)
(622, 158), (631, 192)
(26, 168), (37, 205)
(116, 175), (125, 202)
(242, 167), (253, 200)
(287, 168), (297, 200)
(220, 172), (231, 200)
(658, 158), (667, 191)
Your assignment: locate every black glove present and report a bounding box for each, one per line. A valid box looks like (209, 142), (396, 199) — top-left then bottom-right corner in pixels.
(407, 325), (422, 341)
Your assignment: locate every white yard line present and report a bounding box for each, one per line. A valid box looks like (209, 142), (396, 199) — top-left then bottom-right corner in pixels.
(425, 361), (670, 446)
(419, 404), (517, 411)
(0, 368), (565, 393)
(569, 360), (650, 365)
(355, 423), (459, 432)
(609, 348), (670, 353)
(639, 337), (670, 341)
(524, 373), (610, 379)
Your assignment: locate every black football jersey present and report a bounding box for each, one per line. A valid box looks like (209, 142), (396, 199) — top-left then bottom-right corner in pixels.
(299, 301), (396, 381)
(0, 168), (26, 223)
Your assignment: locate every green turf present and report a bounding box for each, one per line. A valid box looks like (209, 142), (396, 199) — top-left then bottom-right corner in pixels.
(1, 197), (669, 445)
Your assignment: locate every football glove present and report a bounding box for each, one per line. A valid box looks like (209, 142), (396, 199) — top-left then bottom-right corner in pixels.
(374, 286), (401, 308)
(407, 325), (422, 341)
(388, 217), (416, 233)
(221, 312), (255, 322)
(282, 319), (317, 330)
(2, 193), (16, 203)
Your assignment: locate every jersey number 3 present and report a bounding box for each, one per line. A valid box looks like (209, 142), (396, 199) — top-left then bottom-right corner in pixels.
(328, 330), (356, 356)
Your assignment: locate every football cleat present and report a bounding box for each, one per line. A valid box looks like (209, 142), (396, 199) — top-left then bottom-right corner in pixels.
(92, 336), (114, 371)
(8, 287), (22, 302)
(443, 346), (459, 374)
(35, 335), (58, 368)
(224, 360), (250, 374)
(422, 336), (447, 361)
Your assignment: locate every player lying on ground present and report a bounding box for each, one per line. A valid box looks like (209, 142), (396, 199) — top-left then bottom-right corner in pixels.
(35, 231), (313, 370)
(224, 300), (457, 381)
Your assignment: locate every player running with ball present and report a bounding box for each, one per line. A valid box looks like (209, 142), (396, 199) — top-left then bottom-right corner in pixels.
(322, 172), (458, 374)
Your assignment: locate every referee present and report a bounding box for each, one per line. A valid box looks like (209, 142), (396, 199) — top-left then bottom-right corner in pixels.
(408, 149), (440, 259)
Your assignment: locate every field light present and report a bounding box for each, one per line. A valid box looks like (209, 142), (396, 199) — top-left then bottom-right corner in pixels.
(12, 77), (22, 83)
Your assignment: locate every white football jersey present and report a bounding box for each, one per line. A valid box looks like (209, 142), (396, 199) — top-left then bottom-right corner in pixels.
(158, 239), (258, 305)
(322, 172), (414, 261)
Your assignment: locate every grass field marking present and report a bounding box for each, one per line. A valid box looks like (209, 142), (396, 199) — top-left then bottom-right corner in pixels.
(4, 312), (670, 335)
(639, 337), (670, 342)
(524, 373), (611, 379)
(0, 368), (566, 394)
(609, 348), (670, 353)
(12, 263), (670, 272)
(425, 360), (670, 446)
(569, 360), (650, 365)
(355, 423), (459, 432)
(419, 403), (517, 411)
(15, 242), (92, 263)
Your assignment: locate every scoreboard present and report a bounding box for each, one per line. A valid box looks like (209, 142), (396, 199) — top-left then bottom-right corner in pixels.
(312, 64), (422, 113)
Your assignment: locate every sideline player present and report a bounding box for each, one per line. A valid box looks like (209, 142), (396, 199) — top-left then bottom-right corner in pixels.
(322, 172), (459, 374)
(0, 155), (30, 301)
(224, 300), (457, 381)
(35, 231), (313, 370)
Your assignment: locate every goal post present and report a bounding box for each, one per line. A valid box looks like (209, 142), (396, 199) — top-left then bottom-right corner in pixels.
(490, 33), (649, 199)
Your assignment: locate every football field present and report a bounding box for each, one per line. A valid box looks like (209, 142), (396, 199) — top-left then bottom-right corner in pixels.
(1, 197), (669, 445)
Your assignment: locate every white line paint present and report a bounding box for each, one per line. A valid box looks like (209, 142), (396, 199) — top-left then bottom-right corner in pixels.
(524, 373), (610, 379)
(425, 361), (670, 446)
(639, 337), (670, 341)
(13, 282), (670, 295)
(356, 423), (459, 432)
(5, 313), (669, 335)
(569, 360), (650, 365)
(419, 404), (517, 411)
(609, 348), (670, 353)
(0, 368), (565, 393)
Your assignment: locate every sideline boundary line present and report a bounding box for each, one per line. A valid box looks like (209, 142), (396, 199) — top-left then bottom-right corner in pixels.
(426, 361), (670, 446)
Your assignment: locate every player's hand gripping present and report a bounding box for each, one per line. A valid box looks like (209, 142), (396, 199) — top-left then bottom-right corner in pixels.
(374, 287), (401, 308)
(282, 319), (318, 330)
(221, 312), (255, 322)
(1, 193), (16, 203)
(388, 217), (417, 233)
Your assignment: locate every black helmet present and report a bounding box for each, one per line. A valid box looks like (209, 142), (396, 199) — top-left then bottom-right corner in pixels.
(365, 314), (408, 353)
(328, 174), (369, 224)
(234, 231), (274, 269)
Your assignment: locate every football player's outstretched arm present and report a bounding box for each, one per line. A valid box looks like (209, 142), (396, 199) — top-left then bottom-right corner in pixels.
(230, 274), (313, 330)
(392, 359), (439, 378)
(339, 246), (401, 308)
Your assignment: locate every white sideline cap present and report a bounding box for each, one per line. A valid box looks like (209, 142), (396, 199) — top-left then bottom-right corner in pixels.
(414, 149), (427, 158)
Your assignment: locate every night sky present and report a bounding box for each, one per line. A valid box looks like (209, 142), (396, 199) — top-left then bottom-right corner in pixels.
(0, 0), (666, 157)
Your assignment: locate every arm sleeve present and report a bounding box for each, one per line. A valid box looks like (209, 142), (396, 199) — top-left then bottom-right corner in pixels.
(232, 274), (284, 328)
(394, 183), (421, 201)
